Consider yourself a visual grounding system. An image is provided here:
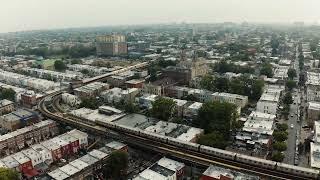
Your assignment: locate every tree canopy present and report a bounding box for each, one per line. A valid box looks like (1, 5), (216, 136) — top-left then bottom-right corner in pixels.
(0, 168), (19, 180)
(0, 89), (16, 101)
(286, 80), (296, 92)
(283, 92), (293, 105)
(103, 151), (129, 179)
(260, 63), (273, 78)
(54, 60), (67, 71)
(273, 141), (287, 152)
(151, 97), (176, 121)
(198, 132), (229, 149)
(79, 98), (99, 109)
(273, 131), (288, 142)
(272, 152), (285, 162)
(200, 75), (264, 101)
(287, 68), (297, 80)
(195, 101), (237, 136)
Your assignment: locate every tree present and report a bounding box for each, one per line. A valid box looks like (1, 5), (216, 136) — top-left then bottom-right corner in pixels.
(79, 98), (99, 109)
(287, 68), (297, 80)
(103, 151), (129, 179)
(81, 69), (90, 75)
(273, 131), (288, 142)
(198, 132), (229, 149)
(71, 59), (82, 64)
(0, 168), (19, 180)
(260, 63), (273, 78)
(151, 97), (176, 121)
(200, 75), (215, 91)
(273, 141), (287, 151)
(213, 77), (230, 92)
(272, 152), (285, 162)
(124, 102), (139, 113)
(283, 92), (293, 105)
(0, 89), (16, 101)
(276, 123), (288, 131)
(251, 79), (265, 100)
(286, 80), (296, 91)
(54, 60), (67, 71)
(194, 101), (238, 137)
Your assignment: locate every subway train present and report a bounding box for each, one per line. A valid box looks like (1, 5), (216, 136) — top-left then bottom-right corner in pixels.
(95, 119), (319, 179)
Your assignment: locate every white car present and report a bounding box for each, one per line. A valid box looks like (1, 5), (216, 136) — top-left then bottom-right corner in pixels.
(290, 124), (294, 129)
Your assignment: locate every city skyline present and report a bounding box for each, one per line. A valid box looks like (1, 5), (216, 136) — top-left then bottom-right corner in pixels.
(0, 0), (320, 33)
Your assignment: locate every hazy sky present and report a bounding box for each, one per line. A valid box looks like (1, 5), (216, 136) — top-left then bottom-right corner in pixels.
(0, 0), (319, 33)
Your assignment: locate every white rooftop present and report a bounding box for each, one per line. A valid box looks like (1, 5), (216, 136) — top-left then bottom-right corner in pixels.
(137, 169), (167, 180)
(309, 102), (320, 111)
(187, 102), (203, 110)
(243, 119), (274, 135)
(248, 111), (276, 121)
(157, 157), (184, 172)
(105, 141), (127, 150)
(176, 127), (204, 142)
(69, 159), (89, 171)
(311, 143), (320, 169)
(12, 152), (30, 164)
(48, 169), (70, 180)
(88, 149), (108, 160)
(2, 156), (19, 168)
(59, 164), (80, 176)
(202, 165), (234, 179)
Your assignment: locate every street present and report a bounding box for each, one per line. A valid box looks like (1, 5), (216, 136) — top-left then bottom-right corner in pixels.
(283, 46), (302, 165)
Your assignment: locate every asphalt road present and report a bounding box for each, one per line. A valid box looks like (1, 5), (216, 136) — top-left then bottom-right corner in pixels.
(284, 48), (302, 165)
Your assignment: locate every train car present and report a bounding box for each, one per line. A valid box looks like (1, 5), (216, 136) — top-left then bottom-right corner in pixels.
(277, 162), (319, 179)
(236, 154), (276, 169)
(95, 118), (116, 129)
(140, 131), (168, 143)
(200, 146), (236, 161)
(168, 137), (200, 152)
(115, 124), (140, 135)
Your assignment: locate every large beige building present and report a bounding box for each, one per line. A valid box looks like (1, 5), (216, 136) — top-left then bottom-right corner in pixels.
(96, 35), (128, 56)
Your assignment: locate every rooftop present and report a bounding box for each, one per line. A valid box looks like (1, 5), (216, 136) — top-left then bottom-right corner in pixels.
(69, 159), (89, 171)
(88, 149), (109, 160)
(59, 164), (80, 176)
(310, 143), (320, 169)
(79, 154), (98, 165)
(157, 157), (185, 172)
(12, 152), (30, 164)
(309, 102), (320, 111)
(48, 169), (70, 180)
(105, 141), (127, 151)
(202, 165), (234, 179)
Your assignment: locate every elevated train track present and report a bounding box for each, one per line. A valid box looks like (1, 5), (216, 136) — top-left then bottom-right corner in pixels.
(38, 91), (318, 180)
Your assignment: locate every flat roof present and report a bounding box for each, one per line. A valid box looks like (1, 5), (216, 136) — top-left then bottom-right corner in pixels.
(187, 102), (203, 110)
(50, 137), (69, 147)
(202, 165), (234, 179)
(69, 159), (89, 171)
(41, 140), (60, 150)
(59, 164), (80, 176)
(48, 169), (70, 180)
(105, 141), (127, 150)
(12, 152), (30, 164)
(88, 149), (108, 160)
(309, 102), (320, 110)
(2, 156), (19, 168)
(67, 129), (88, 139)
(79, 154), (98, 165)
(138, 169), (168, 180)
(248, 111), (276, 121)
(157, 157), (184, 172)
